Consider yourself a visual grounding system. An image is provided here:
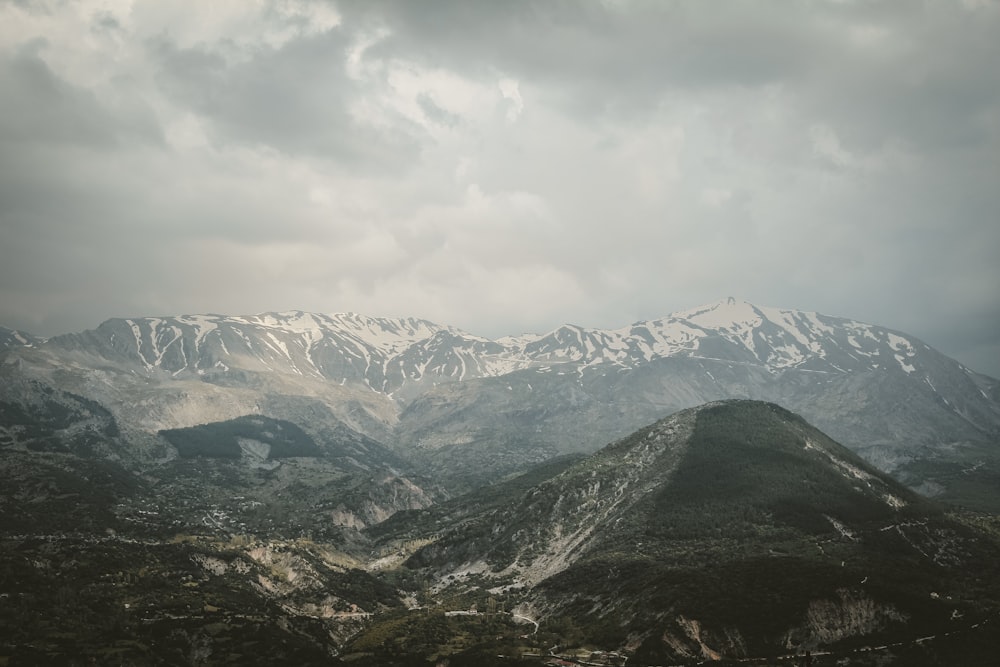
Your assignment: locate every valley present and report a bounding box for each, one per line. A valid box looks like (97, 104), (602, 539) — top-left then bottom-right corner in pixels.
(1, 301), (999, 665)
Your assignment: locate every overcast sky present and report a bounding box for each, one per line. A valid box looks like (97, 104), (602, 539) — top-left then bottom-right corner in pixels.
(1, 0), (998, 376)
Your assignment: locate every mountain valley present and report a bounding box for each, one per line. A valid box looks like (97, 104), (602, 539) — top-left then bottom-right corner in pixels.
(3, 299), (998, 502)
(2, 300), (999, 665)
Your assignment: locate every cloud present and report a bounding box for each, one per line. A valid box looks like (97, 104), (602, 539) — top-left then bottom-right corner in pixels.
(498, 78), (523, 122)
(0, 0), (998, 377)
(0, 46), (160, 148)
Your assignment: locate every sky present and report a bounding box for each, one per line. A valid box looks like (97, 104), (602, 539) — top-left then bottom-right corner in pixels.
(0, 0), (998, 377)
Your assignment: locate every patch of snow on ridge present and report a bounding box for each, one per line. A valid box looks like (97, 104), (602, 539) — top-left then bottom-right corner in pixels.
(887, 333), (914, 353)
(179, 315), (219, 353)
(138, 319), (182, 369)
(263, 332), (293, 360)
(469, 351), (532, 377)
(677, 298), (763, 330)
(146, 318), (164, 366)
(497, 332), (541, 347)
(322, 313), (443, 357)
(757, 307), (818, 352)
(841, 322), (884, 366)
(626, 319), (706, 359)
(126, 320), (150, 369)
(250, 313), (288, 329)
(802, 311), (836, 336)
(887, 333), (917, 373)
(273, 311), (323, 335)
(766, 342), (807, 367)
(667, 302), (822, 369)
(846, 334), (869, 353)
(226, 311), (446, 358)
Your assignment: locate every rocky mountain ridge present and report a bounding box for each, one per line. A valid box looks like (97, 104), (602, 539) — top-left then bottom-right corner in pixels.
(0, 326), (41, 352)
(404, 401), (925, 582)
(2, 298), (998, 504)
(387, 401), (1000, 664)
(18, 299), (991, 388)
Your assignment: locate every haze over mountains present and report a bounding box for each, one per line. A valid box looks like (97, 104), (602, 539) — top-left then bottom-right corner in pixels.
(2, 299), (1000, 665)
(2, 298), (998, 506)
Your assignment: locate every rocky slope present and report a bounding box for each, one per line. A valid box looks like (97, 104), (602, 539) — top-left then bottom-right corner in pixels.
(391, 401), (1000, 664)
(2, 299), (999, 503)
(0, 326), (41, 352)
(2, 400), (998, 665)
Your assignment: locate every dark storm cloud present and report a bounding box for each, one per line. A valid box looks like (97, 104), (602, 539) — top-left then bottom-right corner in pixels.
(346, 0), (1000, 160)
(343, 0), (824, 106)
(0, 0), (997, 377)
(0, 46), (160, 148)
(150, 30), (420, 169)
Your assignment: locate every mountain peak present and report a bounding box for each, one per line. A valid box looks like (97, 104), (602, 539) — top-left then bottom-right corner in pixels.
(671, 297), (764, 329)
(487, 402), (998, 662)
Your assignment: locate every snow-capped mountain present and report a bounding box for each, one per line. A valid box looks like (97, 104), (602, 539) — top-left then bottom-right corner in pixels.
(49, 311), (459, 386)
(500, 297), (950, 375)
(31, 298), (984, 389)
(2, 299), (998, 505)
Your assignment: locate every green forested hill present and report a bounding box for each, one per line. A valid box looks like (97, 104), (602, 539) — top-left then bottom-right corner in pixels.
(394, 401), (1000, 665)
(160, 415), (321, 459)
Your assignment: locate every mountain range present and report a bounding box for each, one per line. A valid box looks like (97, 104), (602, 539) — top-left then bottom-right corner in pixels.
(2, 298), (998, 507)
(3, 295), (1000, 666)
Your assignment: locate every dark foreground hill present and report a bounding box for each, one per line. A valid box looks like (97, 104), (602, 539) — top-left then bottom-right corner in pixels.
(1, 401), (998, 666)
(379, 401), (1000, 665)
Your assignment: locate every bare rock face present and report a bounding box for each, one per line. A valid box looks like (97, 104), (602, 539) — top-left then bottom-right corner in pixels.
(662, 616), (748, 661)
(791, 589), (906, 647)
(0, 326), (41, 352)
(330, 474), (438, 529)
